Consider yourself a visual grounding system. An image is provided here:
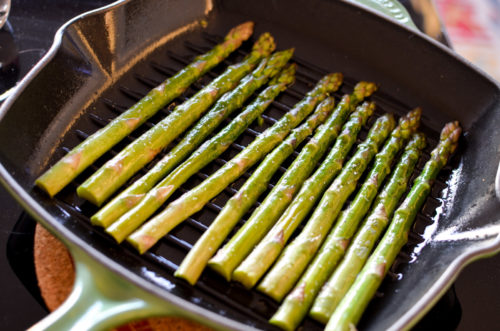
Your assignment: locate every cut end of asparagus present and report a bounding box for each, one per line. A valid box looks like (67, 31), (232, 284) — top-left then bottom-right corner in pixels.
(256, 282), (285, 302)
(252, 32), (276, 55)
(232, 269), (257, 289)
(34, 177), (56, 198)
(227, 21), (255, 41)
(90, 214), (106, 227)
(76, 185), (101, 206)
(174, 269), (197, 286)
(352, 81), (378, 101)
(359, 101), (376, 117)
(106, 224), (129, 244)
(207, 258), (233, 282)
(126, 232), (155, 254)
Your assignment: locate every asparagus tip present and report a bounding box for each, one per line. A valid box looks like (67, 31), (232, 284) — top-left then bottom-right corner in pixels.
(359, 101), (377, 115)
(441, 121), (461, 141)
(408, 107), (422, 120)
(274, 63), (297, 86)
(253, 32), (276, 54)
(443, 121), (461, 154)
(398, 107), (422, 137)
(267, 48), (295, 68)
(354, 81), (378, 99)
(322, 72), (344, 92)
(407, 132), (427, 150)
(228, 21), (254, 41)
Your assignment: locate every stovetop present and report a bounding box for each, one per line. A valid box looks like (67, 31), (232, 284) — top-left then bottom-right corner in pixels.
(0, 0), (499, 330)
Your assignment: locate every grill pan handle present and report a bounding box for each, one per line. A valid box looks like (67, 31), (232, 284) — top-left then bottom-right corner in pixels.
(28, 247), (179, 331)
(496, 161), (500, 200)
(348, 0), (418, 30)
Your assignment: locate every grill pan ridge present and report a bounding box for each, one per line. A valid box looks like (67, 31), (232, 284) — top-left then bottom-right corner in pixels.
(0, 0), (499, 330)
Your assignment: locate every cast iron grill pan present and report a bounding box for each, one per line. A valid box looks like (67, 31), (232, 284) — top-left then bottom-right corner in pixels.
(33, 28), (454, 330)
(1, 0), (498, 330)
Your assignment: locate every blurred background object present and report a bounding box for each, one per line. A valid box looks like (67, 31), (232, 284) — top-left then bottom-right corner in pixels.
(0, 0), (10, 29)
(434, 0), (500, 81)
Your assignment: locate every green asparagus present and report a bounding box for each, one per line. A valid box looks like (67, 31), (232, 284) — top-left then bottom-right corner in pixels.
(310, 133), (426, 323)
(267, 111), (420, 330)
(206, 96), (336, 280)
(217, 99), (370, 285)
(35, 22), (255, 197)
(91, 49), (294, 228)
(267, 110), (420, 329)
(240, 112), (410, 296)
(325, 121), (460, 331)
(260, 113), (396, 304)
(175, 96), (336, 285)
(106, 64), (296, 242)
(226, 84), (377, 287)
(77, 33), (275, 206)
(127, 73), (344, 253)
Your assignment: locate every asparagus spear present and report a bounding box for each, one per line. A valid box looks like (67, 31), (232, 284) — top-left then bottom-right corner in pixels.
(237, 107), (408, 294)
(325, 122), (461, 331)
(225, 85), (377, 286)
(259, 113), (396, 303)
(91, 49), (294, 228)
(206, 96), (335, 280)
(77, 33), (275, 206)
(267, 111), (420, 330)
(267, 110), (420, 329)
(35, 22), (255, 197)
(127, 72), (344, 253)
(193, 83), (375, 285)
(175, 97), (336, 285)
(106, 64), (296, 242)
(310, 133), (426, 323)
(214, 99), (368, 284)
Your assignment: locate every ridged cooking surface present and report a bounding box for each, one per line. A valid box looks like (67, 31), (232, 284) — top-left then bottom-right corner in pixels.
(48, 31), (453, 329)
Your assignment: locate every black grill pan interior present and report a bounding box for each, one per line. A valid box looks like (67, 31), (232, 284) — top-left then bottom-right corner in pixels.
(0, 0), (499, 330)
(31, 20), (449, 331)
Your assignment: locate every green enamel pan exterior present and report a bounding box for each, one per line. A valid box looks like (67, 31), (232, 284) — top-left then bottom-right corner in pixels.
(0, 0), (498, 330)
